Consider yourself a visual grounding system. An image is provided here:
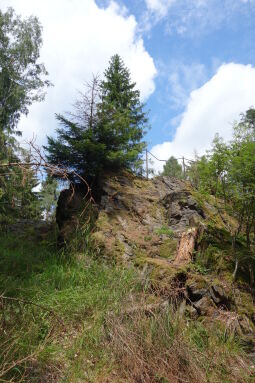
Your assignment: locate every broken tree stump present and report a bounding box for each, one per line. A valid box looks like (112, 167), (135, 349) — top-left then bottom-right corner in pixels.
(174, 227), (198, 266)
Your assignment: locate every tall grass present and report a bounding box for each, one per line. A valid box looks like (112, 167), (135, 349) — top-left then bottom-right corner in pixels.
(0, 229), (253, 382)
(105, 306), (252, 383)
(0, 231), (140, 382)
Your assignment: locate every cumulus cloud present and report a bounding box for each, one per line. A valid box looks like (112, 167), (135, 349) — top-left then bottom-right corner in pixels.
(1, 0), (157, 146)
(150, 63), (255, 173)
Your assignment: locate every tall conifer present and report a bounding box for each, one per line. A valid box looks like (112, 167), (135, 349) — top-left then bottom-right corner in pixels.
(46, 55), (148, 180)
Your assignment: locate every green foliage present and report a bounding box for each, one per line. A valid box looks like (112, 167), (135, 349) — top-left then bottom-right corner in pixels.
(155, 225), (174, 238)
(0, 149), (41, 227)
(187, 135), (230, 196)
(0, 231), (140, 381)
(187, 108), (255, 285)
(0, 224), (252, 382)
(0, 7), (50, 225)
(98, 54), (148, 172)
(162, 156), (183, 179)
(0, 7), (50, 136)
(39, 175), (59, 220)
(46, 55), (148, 180)
(45, 74), (101, 179)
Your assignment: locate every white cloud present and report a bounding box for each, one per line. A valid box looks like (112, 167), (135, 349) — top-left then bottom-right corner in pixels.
(145, 0), (176, 17)
(144, 0), (255, 35)
(166, 62), (207, 109)
(150, 63), (255, 173)
(1, 0), (157, 146)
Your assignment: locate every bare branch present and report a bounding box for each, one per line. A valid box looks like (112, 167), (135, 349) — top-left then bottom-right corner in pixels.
(0, 137), (93, 203)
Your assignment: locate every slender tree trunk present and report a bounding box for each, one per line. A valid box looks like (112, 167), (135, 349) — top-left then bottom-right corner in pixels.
(232, 234), (239, 281)
(249, 264), (255, 286)
(233, 256), (239, 281)
(232, 216), (243, 281)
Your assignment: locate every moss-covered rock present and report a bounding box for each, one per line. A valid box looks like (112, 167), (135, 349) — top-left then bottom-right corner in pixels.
(158, 238), (178, 259)
(56, 171), (255, 346)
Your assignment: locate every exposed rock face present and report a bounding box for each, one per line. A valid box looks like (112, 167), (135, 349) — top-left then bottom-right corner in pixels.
(56, 171), (255, 344)
(56, 172), (220, 262)
(91, 172), (206, 263)
(160, 177), (205, 230)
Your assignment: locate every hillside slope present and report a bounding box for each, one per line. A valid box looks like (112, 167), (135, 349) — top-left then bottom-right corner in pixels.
(1, 172), (255, 382)
(57, 172), (255, 368)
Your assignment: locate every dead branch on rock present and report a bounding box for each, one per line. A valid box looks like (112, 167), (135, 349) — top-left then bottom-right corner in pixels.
(0, 137), (94, 204)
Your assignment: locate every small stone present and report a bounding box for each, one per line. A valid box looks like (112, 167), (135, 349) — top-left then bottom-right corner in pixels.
(194, 296), (215, 316)
(185, 305), (198, 319)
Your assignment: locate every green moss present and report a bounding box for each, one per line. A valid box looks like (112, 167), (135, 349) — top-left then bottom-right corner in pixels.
(133, 256), (148, 267)
(191, 190), (230, 229)
(155, 225), (174, 238)
(134, 247), (148, 259)
(96, 211), (112, 231)
(190, 190), (206, 210)
(149, 202), (164, 220)
(150, 266), (175, 286)
(133, 178), (148, 189)
(185, 274), (208, 290)
(91, 231), (106, 251)
(121, 195), (134, 210)
(159, 239), (177, 259)
(113, 239), (127, 259)
(237, 292), (255, 320)
(149, 262), (188, 286)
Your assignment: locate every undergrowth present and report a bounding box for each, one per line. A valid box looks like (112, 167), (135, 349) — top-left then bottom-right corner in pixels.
(0, 227), (254, 382)
(0, 230), (140, 382)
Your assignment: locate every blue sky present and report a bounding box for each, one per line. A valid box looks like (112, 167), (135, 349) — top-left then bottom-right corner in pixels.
(124, 0), (255, 154)
(2, 0), (255, 171)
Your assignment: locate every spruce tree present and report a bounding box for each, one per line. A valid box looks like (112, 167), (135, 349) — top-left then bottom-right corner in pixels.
(46, 75), (102, 179)
(97, 54), (148, 171)
(162, 156), (183, 179)
(46, 55), (148, 181)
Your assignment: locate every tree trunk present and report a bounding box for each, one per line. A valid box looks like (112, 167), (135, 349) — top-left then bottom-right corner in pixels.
(233, 256), (239, 281)
(174, 227), (198, 266)
(249, 264), (254, 287)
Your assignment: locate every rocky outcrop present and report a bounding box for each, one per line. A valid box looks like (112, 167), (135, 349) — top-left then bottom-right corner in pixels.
(91, 172), (207, 263)
(56, 172), (229, 262)
(56, 171), (255, 345)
